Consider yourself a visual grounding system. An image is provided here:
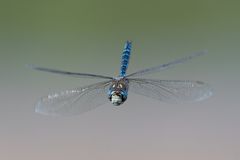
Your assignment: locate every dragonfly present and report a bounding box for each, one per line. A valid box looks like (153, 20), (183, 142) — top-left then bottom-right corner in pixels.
(29, 41), (212, 116)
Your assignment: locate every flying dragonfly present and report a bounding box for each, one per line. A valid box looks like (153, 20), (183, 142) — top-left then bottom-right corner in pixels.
(29, 41), (212, 116)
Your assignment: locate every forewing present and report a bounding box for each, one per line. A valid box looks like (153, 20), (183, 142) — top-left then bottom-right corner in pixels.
(35, 80), (112, 116)
(127, 50), (207, 77)
(129, 78), (212, 103)
(27, 65), (113, 80)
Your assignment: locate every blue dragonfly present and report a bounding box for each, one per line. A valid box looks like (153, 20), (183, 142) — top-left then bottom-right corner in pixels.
(29, 41), (212, 116)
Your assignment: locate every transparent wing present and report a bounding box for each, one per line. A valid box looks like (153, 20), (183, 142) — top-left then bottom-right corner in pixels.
(27, 64), (113, 80)
(35, 80), (112, 116)
(128, 78), (212, 103)
(127, 50), (207, 77)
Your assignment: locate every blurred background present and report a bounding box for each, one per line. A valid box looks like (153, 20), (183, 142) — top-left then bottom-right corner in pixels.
(0, 0), (239, 160)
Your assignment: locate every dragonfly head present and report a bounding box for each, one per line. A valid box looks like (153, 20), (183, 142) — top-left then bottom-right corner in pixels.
(108, 91), (127, 106)
(108, 78), (128, 106)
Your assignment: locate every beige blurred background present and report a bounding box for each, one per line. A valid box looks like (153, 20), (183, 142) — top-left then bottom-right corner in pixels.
(0, 0), (239, 160)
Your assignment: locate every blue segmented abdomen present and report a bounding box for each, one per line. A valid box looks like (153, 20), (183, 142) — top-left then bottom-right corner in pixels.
(119, 41), (132, 77)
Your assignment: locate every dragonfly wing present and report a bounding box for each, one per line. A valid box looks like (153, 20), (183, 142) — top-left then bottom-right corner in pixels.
(127, 50), (207, 77)
(35, 80), (112, 116)
(128, 78), (212, 103)
(27, 65), (113, 80)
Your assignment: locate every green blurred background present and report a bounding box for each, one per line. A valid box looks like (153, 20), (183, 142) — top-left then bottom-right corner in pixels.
(0, 0), (239, 160)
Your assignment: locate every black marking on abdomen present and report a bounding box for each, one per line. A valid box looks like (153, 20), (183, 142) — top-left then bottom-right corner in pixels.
(120, 41), (132, 77)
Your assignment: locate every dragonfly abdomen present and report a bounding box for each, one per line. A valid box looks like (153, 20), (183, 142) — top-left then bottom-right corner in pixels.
(119, 41), (132, 77)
